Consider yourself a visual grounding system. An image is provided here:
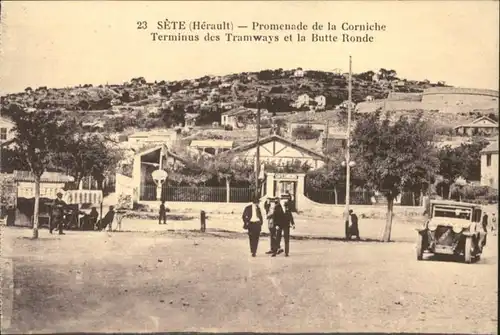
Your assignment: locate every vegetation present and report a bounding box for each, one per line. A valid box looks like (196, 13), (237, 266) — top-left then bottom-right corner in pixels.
(351, 110), (439, 242)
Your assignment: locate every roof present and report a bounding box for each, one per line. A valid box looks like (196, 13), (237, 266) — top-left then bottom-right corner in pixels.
(430, 200), (483, 209)
(13, 170), (74, 183)
(226, 134), (327, 160)
(0, 116), (15, 126)
(454, 116), (499, 129)
(190, 140), (234, 148)
(480, 141), (498, 154)
(222, 107), (256, 117)
(134, 145), (190, 165)
(129, 130), (177, 138)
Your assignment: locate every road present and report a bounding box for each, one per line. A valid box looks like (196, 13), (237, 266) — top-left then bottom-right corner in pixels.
(1, 222), (497, 334)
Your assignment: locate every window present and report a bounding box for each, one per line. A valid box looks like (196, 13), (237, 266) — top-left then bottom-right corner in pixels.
(486, 154), (492, 167)
(0, 128), (7, 140)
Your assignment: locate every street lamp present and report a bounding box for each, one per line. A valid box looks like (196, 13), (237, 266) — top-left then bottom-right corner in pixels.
(152, 169), (168, 202)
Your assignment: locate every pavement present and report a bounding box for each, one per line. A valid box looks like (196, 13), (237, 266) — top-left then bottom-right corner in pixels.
(1, 214), (497, 334)
(107, 213), (424, 243)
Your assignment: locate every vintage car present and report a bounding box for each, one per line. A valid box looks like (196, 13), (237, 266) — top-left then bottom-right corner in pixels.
(416, 200), (487, 263)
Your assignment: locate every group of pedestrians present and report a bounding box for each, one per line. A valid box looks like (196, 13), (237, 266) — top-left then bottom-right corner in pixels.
(242, 195), (296, 257)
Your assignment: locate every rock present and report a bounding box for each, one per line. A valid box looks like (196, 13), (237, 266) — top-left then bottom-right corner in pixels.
(182, 302), (190, 306)
(169, 300), (174, 304)
(160, 299), (165, 303)
(158, 259), (163, 263)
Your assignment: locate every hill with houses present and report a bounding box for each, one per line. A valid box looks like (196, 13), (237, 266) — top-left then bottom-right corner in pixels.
(1, 68), (498, 154)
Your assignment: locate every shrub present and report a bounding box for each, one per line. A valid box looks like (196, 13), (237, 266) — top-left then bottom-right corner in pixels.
(292, 125), (322, 140)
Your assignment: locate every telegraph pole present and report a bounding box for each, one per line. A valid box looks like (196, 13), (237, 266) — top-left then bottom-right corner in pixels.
(255, 90), (261, 198)
(344, 56), (353, 232)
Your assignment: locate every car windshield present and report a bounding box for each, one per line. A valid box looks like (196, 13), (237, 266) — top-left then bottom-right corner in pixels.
(433, 206), (472, 220)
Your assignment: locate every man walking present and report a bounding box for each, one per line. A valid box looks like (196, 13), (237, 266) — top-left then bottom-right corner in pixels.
(242, 196), (263, 257)
(50, 191), (67, 235)
(276, 200), (295, 257)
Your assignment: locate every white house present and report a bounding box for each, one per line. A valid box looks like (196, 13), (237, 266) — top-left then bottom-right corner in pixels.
(314, 95), (327, 109)
(293, 68), (305, 78)
(221, 108), (256, 129)
(365, 95), (374, 102)
(0, 116), (16, 144)
(480, 141), (498, 189)
(454, 116), (499, 137)
(294, 94), (311, 108)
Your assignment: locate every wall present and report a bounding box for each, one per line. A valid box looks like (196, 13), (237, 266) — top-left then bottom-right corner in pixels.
(481, 152), (499, 189)
(138, 200), (423, 219)
(422, 87), (499, 105)
(387, 92), (422, 101)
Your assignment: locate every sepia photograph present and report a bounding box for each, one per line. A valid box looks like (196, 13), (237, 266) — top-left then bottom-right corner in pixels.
(0, 1), (498, 333)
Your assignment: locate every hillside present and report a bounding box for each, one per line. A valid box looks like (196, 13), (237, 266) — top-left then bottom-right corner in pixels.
(1, 68), (496, 141)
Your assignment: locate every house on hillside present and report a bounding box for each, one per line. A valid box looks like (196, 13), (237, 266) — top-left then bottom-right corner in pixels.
(293, 68), (305, 78)
(184, 113), (198, 128)
(127, 129), (179, 149)
(0, 116), (16, 144)
(221, 108), (256, 129)
(293, 94), (311, 108)
(190, 139), (234, 155)
(454, 116), (499, 136)
(225, 134), (327, 170)
(480, 141), (498, 189)
(365, 95), (374, 102)
(314, 95), (327, 109)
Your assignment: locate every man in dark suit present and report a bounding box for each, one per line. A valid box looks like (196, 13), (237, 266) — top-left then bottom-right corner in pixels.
(242, 196), (263, 257)
(276, 200), (296, 257)
(50, 191), (67, 235)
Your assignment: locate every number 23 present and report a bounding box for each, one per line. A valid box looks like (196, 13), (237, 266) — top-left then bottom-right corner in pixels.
(137, 21), (147, 29)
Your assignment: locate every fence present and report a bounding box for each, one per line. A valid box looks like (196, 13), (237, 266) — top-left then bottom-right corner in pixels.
(305, 188), (371, 205)
(305, 187), (422, 206)
(141, 184), (255, 203)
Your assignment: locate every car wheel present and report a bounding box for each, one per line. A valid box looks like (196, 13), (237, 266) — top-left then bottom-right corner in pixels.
(416, 233), (424, 260)
(464, 237), (473, 264)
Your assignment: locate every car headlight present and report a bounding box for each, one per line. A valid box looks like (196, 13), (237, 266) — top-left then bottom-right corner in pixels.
(427, 221), (437, 231)
(452, 226), (464, 234)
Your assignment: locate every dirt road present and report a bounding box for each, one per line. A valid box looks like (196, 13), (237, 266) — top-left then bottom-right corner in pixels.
(1, 227), (497, 334)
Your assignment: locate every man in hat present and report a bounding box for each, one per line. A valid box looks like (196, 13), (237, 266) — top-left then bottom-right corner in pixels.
(50, 191), (67, 235)
(276, 200), (296, 257)
(242, 196), (263, 257)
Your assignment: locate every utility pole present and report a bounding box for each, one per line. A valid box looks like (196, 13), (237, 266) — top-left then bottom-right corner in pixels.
(344, 56), (353, 232)
(255, 90), (261, 198)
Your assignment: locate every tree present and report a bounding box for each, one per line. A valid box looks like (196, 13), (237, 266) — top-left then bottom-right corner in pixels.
(53, 120), (122, 190)
(351, 111), (439, 242)
(3, 104), (67, 239)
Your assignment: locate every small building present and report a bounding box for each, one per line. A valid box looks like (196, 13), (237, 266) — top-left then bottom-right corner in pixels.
(127, 129), (179, 148)
(190, 139), (233, 155)
(221, 108), (256, 129)
(13, 170), (74, 199)
(314, 95), (327, 109)
(132, 145), (189, 201)
(365, 95), (374, 102)
(480, 141), (498, 189)
(293, 94), (311, 108)
(0, 116), (16, 144)
(454, 116), (499, 136)
(226, 134), (327, 170)
(293, 67), (305, 78)
(184, 113), (198, 128)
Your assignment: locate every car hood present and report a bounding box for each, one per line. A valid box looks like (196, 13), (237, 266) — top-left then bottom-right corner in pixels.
(429, 217), (472, 229)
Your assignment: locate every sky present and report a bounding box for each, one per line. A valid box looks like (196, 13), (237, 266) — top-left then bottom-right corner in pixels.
(0, 1), (499, 95)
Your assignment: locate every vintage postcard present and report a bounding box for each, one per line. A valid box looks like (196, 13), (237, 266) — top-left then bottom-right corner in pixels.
(0, 1), (498, 334)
